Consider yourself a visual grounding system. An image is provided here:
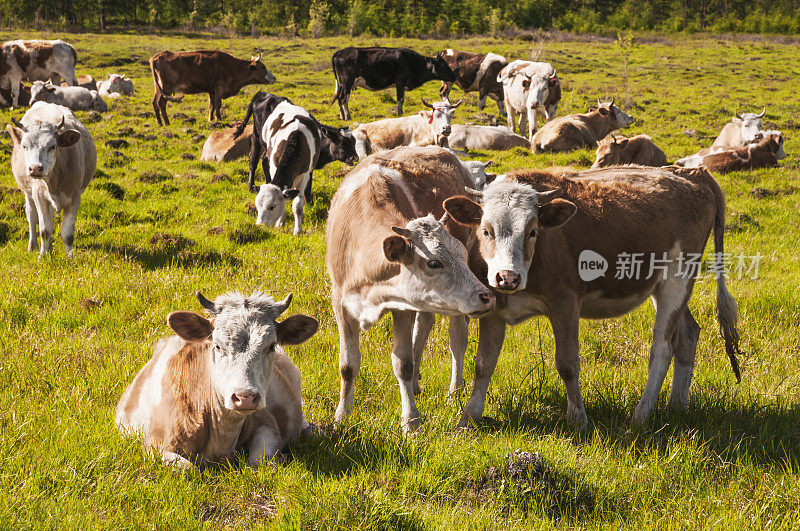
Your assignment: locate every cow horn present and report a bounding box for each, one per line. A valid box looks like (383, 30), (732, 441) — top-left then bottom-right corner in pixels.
(11, 117), (25, 131)
(758, 107), (766, 118)
(484, 160), (493, 168)
(197, 292), (219, 315)
(610, 96), (616, 106)
(254, 51), (262, 62)
(450, 99), (463, 108)
(421, 98), (434, 109)
(464, 186), (483, 198)
(597, 97), (602, 107)
(733, 109), (740, 120)
(275, 293), (293, 315)
(391, 226), (413, 238)
(536, 188), (561, 204)
(610, 133), (617, 143)
(57, 116), (66, 130)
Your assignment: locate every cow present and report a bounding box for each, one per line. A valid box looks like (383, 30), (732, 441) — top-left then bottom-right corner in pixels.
(30, 81), (108, 112)
(149, 50), (276, 126)
(531, 98), (633, 154)
(200, 123), (253, 162)
(438, 49), (507, 114)
(677, 131), (785, 173)
(327, 146), (496, 433)
(497, 60), (561, 141)
(235, 91), (289, 185)
(249, 100), (358, 235)
(458, 159), (497, 190)
(351, 98), (461, 158)
(0, 83), (31, 108)
(61, 74), (97, 90)
(442, 165), (742, 430)
(0, 39), (78, 108)
(447, 124), (530, 151)
(97, 73), (134, 97)
(330, 46), (456, 120)
(712, 108), (766, 148)
(115, 291), (319, 468)
(7, 102), (97, 257)
(592, 134), (669, 168)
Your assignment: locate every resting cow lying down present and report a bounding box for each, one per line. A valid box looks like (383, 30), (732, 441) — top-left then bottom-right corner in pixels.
(676, 132), (785, 172)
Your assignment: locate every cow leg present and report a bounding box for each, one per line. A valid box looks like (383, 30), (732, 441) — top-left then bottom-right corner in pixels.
(518, 112), (528, 141)
(152, 93), (163, 126)
(207, 92), (216, 122)
(550, 302), (587, 429)
(34, 195), (55, 256)
(391, 310), (422, 434)
(291, 194), (305, 235)
(505, 101), (516, 133)
(527, 107), (537, 141)
(247, 425), (284, 467)
(11, 78), (21, 108)
(214, 94), (224, 121)
(668, 307), (700, 410)
(333, 291), (361, 423)
(161, 451), (193, 468)
(493, 94), (506, 116)
(23, 193), (38, 252)
(546, 103), (558, 121)
(60, 197), (81, 258)
(247, 138), (262, 192)
(459, 312), (507, 427)
(304, 173), (313, 204)
(342, 89), (352, 121)
(395, 83), (405, 116)
(159, 96), (170, 126)
(448, 315), (469, 394)
(411, 312), (435, 395)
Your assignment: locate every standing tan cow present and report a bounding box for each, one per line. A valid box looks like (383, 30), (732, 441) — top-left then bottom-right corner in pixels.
(592, 134), (668, 168)
(532, 98), (633, 154)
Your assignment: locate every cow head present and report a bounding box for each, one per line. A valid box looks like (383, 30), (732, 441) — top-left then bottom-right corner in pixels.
(523, 70), (558, 112)
(420, 98), (461, 147)
(29, 81), (58, 103)
(460, 159), (496, 191)
(255, 184), (300, 227)
(592, 134), (628, 168)
(7, 115), (80, 179)
(167, 291), (317, 413)
(596, 97), (633, 129)
(759, 130), (786, 159)
(444, 180), (577, 292)
(319, 125), (359, 165)
(383, 214), (495, 317)
(429, 52), (457, 83)
(732, 107), (766, 144)
(248, 52), (277, 84)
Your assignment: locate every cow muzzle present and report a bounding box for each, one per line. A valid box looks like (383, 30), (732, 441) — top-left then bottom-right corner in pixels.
(27, 164), (45, 178)
(230, 390), (262, 412)
(468, 290), (496, 318)
(495, 270), (522, 292)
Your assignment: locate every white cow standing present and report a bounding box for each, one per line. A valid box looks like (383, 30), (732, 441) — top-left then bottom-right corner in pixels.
(497, 60), (560, 142)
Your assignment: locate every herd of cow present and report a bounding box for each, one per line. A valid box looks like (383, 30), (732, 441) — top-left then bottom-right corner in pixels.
(5, 38), (771, 468)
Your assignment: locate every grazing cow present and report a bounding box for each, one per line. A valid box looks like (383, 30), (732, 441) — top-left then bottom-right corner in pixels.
(200, 123), (253, 162)
(327, 146), (496, 433)
(592, 134), (669, 168)
(0, 83), (31, 107)
(497, 60), (561, 141)
(116, 291), (319, 468)
(149, 50), (276, 126)
(712, 108), (766, 148)
(8, 102), (97, 257)
(531, 98), (633, 153)
(97, 73), (134, 97)
(447, 124), (530, 151)
(61, 74), (97, 90)
(677, 131), (785, 172)
(330, 46), (456, 120)
(438, 49), (507, 114)
(0, 39), (78, 107)
(250, 100), (358, 235)
(352, 98), (461, 158)
(30, 81), (108, 112)
(443, 165), (742, 429)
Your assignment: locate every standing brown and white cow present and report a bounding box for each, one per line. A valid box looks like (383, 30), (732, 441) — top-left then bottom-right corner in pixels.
(438, 49), (507, 115)
(8, 102), (96, 257)
(531, 98), (633, 153)
(327, 146), (496, 433)
(116, 291), (318, 468)
(444, 165), (742, 429)
(149, 50), (276, 125)
(0, 39), (78, 108)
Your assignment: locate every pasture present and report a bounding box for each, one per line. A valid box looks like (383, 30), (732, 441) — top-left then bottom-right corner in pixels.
(1, 30), (799, 528)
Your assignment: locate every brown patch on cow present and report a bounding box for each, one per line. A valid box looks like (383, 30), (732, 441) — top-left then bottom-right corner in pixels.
(11, 45), (29, 71)
(444, 51), (483, 92)
(268, 113), (285, 139)
(700, 135), (782, 173)
(33, 46), (54, 70)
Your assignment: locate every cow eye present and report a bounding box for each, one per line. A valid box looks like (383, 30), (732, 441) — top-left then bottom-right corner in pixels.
(269, 206), (275, 210)
(426, 259), (443, 269)
(482, 228), (493, 238)
(529, 228), (537, 238)
(265, 343), (275, 353)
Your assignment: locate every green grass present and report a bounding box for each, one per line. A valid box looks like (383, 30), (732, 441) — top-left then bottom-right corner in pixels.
(1, 31), (799, 528)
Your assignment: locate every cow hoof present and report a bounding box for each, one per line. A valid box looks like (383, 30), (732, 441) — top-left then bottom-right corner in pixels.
(402, 415), (423, 435)
(565, 407), (589, 431)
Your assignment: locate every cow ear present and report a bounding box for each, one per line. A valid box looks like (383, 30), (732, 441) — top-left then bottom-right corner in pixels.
(617, 138), (629, 148)
(443, 196), (483, 226)
(283, 188), (300, 199)
(419, 110), (429, 118)
(538, 199), (576, 229)
(731, 117), (742, 125)
(57, 129), (80, 147)
(383, 234), (413, 263)
(7, 125), (23, 144)
(276, 314), (319, 345)
(598, 107), (610, 116)
(168, 311), (213, 341)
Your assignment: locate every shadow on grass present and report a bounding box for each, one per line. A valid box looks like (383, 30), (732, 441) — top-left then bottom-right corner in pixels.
(85, 240), (241, 269)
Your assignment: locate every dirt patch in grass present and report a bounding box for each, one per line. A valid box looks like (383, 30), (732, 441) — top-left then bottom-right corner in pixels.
(751, 186), (797, 198)
(201, 491), (278, 526)
(463, 450), (552, 503)
(79, 298), (102, 310)
(138, 169), (172, 183)
(727, 212), (761, 232)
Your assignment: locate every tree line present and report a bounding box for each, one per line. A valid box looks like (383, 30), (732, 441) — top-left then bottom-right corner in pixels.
(3, 0), (800, 36)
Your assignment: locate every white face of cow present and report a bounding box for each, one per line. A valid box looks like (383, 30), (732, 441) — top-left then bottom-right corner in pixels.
(7, 117), (81, 178)
(384, 215), (495, 317)
(444, 181), (577, 293)
(420, 99), (461, 146)
(524, 75), (550, 111)
(255, 184), (300, 226)
(460, 160), (496, 190)
(167, 292), (318, 414)
(733, 112), (764, 144)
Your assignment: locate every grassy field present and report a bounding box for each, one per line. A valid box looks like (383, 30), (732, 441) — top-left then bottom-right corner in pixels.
(1, 30), (799, 528)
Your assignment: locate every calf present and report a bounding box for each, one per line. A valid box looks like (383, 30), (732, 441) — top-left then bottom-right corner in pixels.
(712, 108), (766, 148)
(498, 60), (561, 141)
(438, 49), (507, 114)
(532, 98), (633, 153)
(330, 47), (456, 120)
(8, 102), (97, 257)
(592, 134), (668, 168)
(0, 39), (78, 107)
(116, 291), (318, 468)
(200, 123), (253, 162)
(97, 73), (134, 97)
(61, 74), (97, 90)
(678, 131), (785, 172)
(444, 165), (741, 429)
(30, 81), (108, 112)
(352, 98), (461, 158)
(251, 100), (358, 235)
(327, 146), (496, 433)
(447, 124), (530, 151)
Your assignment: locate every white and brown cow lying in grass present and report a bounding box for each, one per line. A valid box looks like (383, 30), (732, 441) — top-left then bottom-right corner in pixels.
(351, 98), (461, 158)
(532, 98), (633, 153)
(591, 134), (668, 168)
(712, 108), (766, 148)
(327, 146), (496, 433)
(443, 165), (742, 429)
(116, 291), (318, 468)
(447, 124), (530, 151)
(676, 131), (785, 173)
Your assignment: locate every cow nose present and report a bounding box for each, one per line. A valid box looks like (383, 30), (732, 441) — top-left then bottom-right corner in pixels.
(28, 164), (44, 176)
(231, 391), (261, 410)
(442, 125), (451, 134)
(478, 290), (495, 308)
(496, 270), (521, 290)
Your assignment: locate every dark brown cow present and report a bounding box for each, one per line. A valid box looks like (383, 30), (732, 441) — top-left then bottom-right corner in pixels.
(438, 49), (507, 114)
(149, 50), (276, 126)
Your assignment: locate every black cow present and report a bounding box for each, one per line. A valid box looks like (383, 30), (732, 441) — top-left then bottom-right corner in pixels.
(330, 46), (456, 120)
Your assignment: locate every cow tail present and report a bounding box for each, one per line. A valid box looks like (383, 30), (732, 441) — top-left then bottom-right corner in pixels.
(235, 98), (255, 138)
(272, 129), (305, 189)
(330, 55), (342, 105)
(150, 56), (184, 103)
